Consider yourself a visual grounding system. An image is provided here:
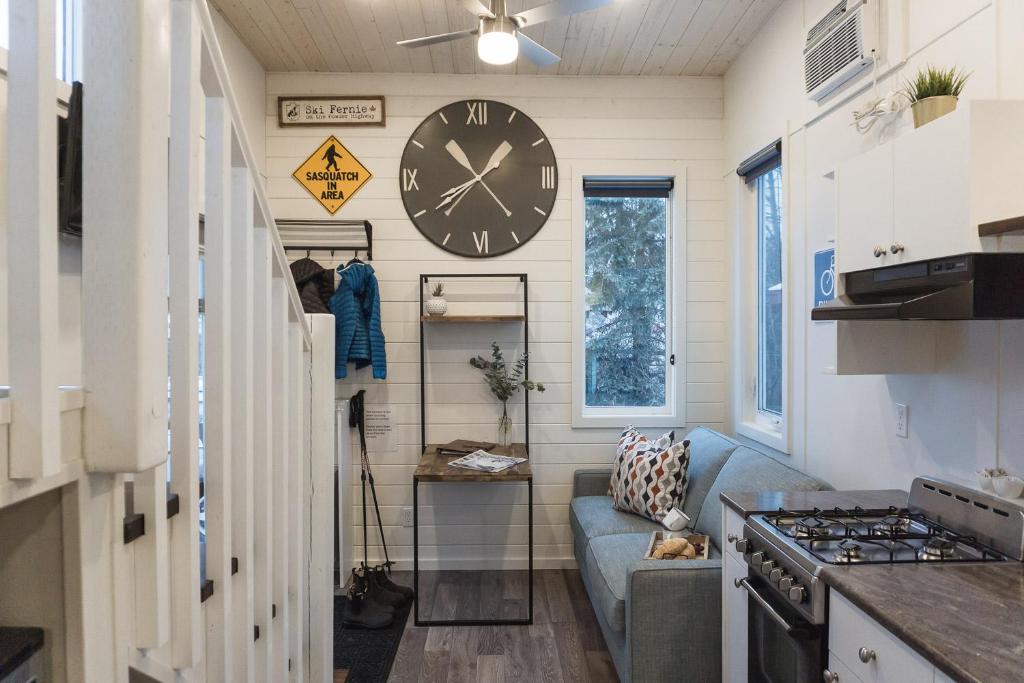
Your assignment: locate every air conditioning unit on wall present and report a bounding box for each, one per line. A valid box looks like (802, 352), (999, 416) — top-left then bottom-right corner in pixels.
(804, 0), (880, 102)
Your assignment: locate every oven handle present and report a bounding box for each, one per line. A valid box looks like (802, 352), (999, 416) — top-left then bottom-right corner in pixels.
(734, 577), (802, 635)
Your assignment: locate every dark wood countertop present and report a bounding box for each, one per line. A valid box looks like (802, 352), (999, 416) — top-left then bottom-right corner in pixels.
(719, 488), (907, 516)
(719, 487), (1024, 683)
(822, 563), (1024, 683)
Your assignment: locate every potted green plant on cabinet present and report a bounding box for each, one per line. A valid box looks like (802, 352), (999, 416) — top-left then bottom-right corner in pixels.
(904, 65), (970, 128)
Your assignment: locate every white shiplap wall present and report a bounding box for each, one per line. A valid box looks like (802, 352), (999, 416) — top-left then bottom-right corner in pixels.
(265, 73), (727, 569)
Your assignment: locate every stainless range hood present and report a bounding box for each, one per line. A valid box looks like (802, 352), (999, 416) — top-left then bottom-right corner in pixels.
(811, 253), (1024, 321)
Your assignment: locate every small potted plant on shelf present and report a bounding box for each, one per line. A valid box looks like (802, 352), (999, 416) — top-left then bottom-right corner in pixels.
(469, 342), (545, 449)
(425, 281), (448, 316)
(904, 64), (970, 129)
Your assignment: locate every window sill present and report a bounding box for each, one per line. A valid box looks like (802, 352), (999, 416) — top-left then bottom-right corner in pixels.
(736, 420), (788, 454)
(572, 413), (681, 430)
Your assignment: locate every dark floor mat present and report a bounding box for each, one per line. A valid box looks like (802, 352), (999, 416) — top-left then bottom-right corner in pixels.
(334, 595), (411, 683)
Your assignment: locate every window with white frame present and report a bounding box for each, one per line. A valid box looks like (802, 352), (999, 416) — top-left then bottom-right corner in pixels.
(0, 0), (81, 82)
(736, 141), (787, 450)
(572, 171), (685, 428)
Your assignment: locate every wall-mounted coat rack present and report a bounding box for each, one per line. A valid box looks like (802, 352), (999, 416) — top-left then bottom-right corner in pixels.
(278, 218), (373, 261)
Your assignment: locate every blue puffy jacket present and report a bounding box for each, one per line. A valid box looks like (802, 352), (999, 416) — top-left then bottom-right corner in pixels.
(329, 262), (386, 380)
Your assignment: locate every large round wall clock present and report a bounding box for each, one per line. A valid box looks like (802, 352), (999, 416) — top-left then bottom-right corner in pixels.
(399, 99), (558, 257)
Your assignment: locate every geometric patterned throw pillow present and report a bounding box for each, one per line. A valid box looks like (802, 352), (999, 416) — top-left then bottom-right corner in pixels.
(609, 426), (691, 523)
(608, 426), (672, 500)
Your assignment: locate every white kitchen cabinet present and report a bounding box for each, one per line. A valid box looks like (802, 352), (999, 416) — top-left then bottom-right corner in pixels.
(825, 651), (866, 683)
(723, 550), (748, 683)
(723, 505), (746, 564)
(835, 100), (1024, 275)
(829, 592), (934, 683)
(933, 669), (955, 683)
(837, 142), (895, 274)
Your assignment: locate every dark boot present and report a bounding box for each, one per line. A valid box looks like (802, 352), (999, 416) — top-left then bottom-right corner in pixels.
(340, 592), (393, 630)
(364, 566), (407, 608)
(352, 569), (395, 615)
(376, 566), (415, 603)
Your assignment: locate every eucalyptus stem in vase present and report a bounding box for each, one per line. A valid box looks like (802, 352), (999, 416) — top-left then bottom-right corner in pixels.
(469, 342), (545, 449)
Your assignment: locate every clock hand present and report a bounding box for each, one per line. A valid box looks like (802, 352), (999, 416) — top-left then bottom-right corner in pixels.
(440, 140), (513, 198)
(438, 140), (515, 215)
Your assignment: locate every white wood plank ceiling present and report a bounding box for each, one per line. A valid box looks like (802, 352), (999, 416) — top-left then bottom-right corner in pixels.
(211, 0), (782, 76)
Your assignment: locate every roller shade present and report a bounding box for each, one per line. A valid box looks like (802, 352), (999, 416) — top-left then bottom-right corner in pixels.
(736, 139), (782, 182)
(583, 177), (674, 198)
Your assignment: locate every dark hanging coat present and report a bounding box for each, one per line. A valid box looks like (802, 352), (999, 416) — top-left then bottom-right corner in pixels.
(289, 257), (335, 314)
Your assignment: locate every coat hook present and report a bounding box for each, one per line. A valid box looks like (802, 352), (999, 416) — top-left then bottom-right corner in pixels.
(331, 249), (336, 259)
(306, 249), (311, 258)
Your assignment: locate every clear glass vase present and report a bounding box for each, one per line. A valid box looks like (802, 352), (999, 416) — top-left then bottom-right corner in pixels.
(496, 402), (512, 450)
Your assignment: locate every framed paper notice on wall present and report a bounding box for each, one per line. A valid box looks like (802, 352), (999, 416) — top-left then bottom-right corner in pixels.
(278, 95), (386, 127)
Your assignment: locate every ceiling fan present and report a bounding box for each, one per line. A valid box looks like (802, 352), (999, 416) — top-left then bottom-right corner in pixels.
(397, 0), (614, 66)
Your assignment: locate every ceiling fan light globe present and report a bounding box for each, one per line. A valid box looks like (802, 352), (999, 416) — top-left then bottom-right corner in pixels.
(478, 29), (518, 64)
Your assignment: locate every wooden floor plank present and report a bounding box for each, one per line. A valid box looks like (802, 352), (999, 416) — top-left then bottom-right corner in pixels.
(476, 654), (507, 683)
(386, 570), (616, 683)
(585, 650), (618, 683)
(553, 620), (590, 683)
(389, 627), (428, 682)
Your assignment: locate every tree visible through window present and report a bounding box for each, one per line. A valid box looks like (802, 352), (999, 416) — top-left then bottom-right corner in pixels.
(757, 164), (783, 416)
(583, 187), (670, 409)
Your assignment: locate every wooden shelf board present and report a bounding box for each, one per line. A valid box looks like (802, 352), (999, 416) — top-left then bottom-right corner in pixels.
(979, 215), (1024, 237)
(415, 443), (530, 482)
(421, 315), (525, 323)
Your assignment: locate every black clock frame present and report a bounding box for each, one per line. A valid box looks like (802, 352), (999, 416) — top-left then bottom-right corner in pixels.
(398, 99), (558, 258)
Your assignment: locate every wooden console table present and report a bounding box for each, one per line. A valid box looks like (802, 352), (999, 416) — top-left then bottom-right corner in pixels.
(412, 444), (533, 626)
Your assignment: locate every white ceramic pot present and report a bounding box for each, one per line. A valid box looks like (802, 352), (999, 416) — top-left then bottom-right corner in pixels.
(425, 297), (448, 316)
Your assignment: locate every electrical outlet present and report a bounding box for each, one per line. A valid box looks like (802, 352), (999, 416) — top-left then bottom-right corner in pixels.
(400, 507), (414, 527)
(895, 403), (908, 439)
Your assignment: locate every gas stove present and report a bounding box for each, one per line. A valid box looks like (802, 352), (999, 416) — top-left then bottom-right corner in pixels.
(761, 505), (1009, 565)
(734, 477), (1024, 625)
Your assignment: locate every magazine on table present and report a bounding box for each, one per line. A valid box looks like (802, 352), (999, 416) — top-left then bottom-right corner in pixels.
(448, 450), (526, 473)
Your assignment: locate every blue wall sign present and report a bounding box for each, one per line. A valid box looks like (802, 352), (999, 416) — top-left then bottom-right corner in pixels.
(814, 247), (836, 308)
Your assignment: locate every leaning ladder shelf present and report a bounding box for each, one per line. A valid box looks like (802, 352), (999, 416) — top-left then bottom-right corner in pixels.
(415, 272), (533, 627)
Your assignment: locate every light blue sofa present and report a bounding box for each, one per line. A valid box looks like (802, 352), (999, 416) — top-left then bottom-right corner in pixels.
(570, 427), (832, 683)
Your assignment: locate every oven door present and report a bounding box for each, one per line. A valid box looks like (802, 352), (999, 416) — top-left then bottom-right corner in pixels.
(739, 571), (825, 683)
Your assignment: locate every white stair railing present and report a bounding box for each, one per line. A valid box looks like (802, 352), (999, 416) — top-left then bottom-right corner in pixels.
(0, 1), (336, 681)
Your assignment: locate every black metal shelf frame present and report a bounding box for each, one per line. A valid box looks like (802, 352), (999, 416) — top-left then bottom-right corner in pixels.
(415, 272), (533, 627)
(418, 272), (530, 454)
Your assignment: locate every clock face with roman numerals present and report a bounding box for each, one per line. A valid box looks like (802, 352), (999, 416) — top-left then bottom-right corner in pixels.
(399, 99), (558, 258)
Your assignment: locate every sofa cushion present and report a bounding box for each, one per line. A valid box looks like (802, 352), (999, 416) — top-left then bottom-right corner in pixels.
(570, 496), (661, 563)
(583, 532), (721, 634)
(695, 445), (832, 548)
(678, 427), (741, 523)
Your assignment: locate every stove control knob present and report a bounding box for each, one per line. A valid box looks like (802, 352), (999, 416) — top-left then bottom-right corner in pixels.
(779, 576), (795, 592)
(769, 568), (785, 584)
(788, 585), (806, 603)
(751, 551), (765, 566)
(734, 538), (750, 554)
(760, 560), (776, 576)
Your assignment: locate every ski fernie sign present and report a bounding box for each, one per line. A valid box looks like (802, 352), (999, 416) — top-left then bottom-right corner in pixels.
(292, 136), (372, 214)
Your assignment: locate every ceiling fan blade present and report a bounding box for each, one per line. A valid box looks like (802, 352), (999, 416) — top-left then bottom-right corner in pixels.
(397, 28), (478, 48)
(513, 0), (614, 27)
(516, 33), (560, 67)
(461, 0), (494, 17)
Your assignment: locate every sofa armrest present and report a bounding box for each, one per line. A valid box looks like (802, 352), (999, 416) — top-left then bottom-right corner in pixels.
(626, 559), (723, 683)
(573, 468), (613, 498)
